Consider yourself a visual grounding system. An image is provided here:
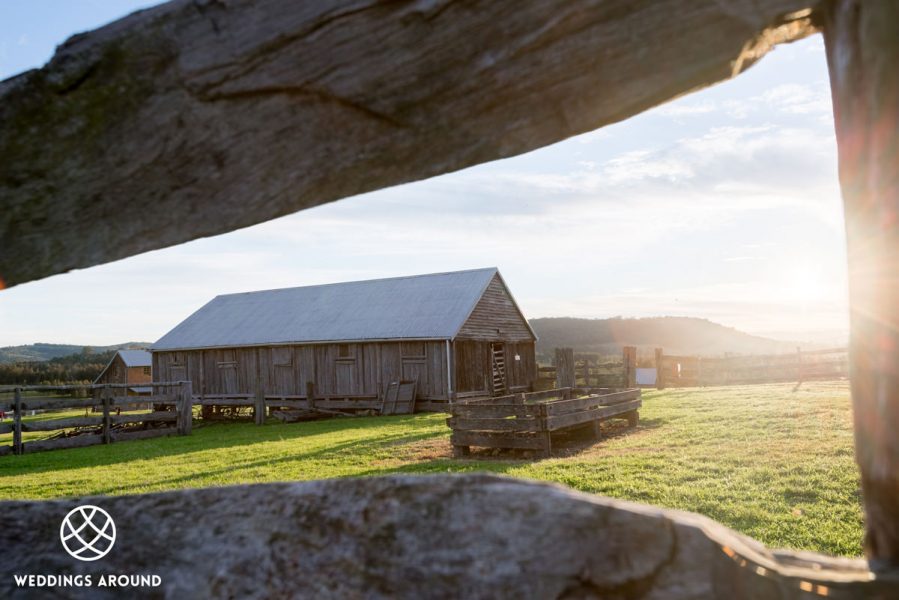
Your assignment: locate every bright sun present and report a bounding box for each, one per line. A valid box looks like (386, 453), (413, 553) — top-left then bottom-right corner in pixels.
(784, 266), (827, 304)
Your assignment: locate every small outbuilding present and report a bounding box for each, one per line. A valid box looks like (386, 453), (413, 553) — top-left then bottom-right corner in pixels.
(94, 349), (153, 395)
(151, 268), (537, 408)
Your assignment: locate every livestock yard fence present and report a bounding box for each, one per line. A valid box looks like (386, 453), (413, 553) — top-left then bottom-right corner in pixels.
(448, 387), (641, 457)
(537, 348), (638, 390)
(653, 347), (848, 388)
(0, 381), (192, 456)
(197, 379), (420, 425)
(538, 347), (849, 390)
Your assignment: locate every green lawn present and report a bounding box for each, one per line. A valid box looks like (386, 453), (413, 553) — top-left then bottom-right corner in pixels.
(0, 381), (862, 557)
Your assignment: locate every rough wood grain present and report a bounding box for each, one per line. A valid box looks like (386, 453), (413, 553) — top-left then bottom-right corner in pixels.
(0, 0), (816, 287)
(0, 475), (891, 598)
(822, 0), (899, 567)
(545, 397), (642, 430)
(21, 416), (103, 432)
(22, 433), (105, 453)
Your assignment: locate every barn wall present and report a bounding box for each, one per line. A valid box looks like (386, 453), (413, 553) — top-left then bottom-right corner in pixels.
(453, 340), (490, 394)
(456, 274), (534, 342)
(126, 366), (151, 385)
(452, 340), (536, 396)
(153, 340), (451, 401)
(505, 341), (537, 392)
(96, 354), (125, 385)
(153, 351), (190, 391)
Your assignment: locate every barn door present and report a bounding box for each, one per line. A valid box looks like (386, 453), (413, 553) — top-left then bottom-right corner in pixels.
(400, 342), (426, 395)
(216, 349), (239, 394)
(491, 342), (507, 396)
(336, 344), (358, 395)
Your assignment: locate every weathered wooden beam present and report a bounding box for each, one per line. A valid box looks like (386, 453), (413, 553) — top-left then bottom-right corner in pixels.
(822, 0), (899, 568)
(544, 388), (640, 416)
(545, 397), (642, 430)
(0, 0), (817, 287)
(22, 433), (104, 454)
(110, 410), (177, 425)
(21, 416), (103, 432)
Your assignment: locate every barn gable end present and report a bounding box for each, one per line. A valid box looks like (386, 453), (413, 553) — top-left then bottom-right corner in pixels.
(456, 274), (535, 342)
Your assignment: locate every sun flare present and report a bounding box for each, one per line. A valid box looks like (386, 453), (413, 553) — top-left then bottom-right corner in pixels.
(784, 265), (827, 304)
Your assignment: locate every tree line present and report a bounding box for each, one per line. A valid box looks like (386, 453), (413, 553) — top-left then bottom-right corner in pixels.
(0, 349), (116, 386)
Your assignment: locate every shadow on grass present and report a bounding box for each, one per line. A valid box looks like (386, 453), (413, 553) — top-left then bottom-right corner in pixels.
(0, 414), (446, 479)
(352, 416), (669, 476)
(82, 428), (450, 496)
(0, 413), (667, 497)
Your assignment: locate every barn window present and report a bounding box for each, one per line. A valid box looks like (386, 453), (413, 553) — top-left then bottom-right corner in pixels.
(143, 367), (150, 375)
(337, 344), (355, 359)
(401, 342), (425, 358)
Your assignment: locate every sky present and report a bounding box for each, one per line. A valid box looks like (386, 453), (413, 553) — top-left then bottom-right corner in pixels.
(0, 2), (849, 347)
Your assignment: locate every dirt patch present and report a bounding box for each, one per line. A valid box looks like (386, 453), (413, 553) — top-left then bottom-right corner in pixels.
(374, 419), (657, 465)
(371, 437), (455, 465)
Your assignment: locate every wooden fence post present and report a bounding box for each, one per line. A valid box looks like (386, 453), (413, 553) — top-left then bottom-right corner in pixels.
(697, 357), (704, 387)
(654, 348), (665, 390)
(101, 385), (111, 444)
(538, 403), (552, 458)
(554, 348), (575, 389)
(823, 0), (899, 564)
(254, 382), (265, 426)
(306, 381), (315, 411)
(179, 381), (193, 435)
(12, 388), (22, 455)
(820, 0), (899, 568)
(623, 346), (637, 389)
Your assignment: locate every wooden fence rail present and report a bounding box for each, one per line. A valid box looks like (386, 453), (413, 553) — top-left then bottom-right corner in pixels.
(537, 347), (848, 390)
(538, 347), (637, 390)
(449, 387), (641, 457)
(0, 381), (192, 456)
(655, 347), (849, 389)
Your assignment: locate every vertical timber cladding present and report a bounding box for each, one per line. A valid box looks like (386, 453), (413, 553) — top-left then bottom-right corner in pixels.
(454, 274), (537, 395)
(163, 341), (451, 400)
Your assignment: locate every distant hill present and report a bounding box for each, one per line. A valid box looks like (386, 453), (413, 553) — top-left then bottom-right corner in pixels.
(0, 343), (151, 364)
(529, 317), (806, 360)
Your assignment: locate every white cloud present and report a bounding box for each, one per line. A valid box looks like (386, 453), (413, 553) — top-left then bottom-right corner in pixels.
(652, 100), (718, 118)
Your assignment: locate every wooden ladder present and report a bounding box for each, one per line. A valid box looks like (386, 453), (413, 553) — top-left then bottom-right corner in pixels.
(491, 343), (507, 395)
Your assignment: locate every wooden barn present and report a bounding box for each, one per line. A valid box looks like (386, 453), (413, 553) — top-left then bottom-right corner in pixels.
(151, 268), (537, 408)
(93, 349), (153, 395)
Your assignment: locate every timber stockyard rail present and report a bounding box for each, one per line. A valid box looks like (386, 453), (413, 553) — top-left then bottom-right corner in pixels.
(448, 387), (641, 458)
(0, 381), (192, 456)
(539, 346), (849, 390)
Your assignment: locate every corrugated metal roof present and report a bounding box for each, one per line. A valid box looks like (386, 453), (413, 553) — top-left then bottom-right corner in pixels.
(118, 349), (152, 367)
(152, 268), (501, 351)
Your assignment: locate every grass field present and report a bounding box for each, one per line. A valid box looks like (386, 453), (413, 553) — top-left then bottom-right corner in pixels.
(0, 381), (862, 557)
